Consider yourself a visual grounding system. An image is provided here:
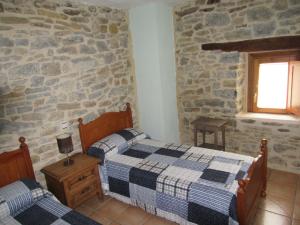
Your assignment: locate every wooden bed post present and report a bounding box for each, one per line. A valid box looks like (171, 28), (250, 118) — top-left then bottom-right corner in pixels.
(78, 103), (133, 154)
(237, 138), (268, 225)
(260, 139), (268, 197)
(125, 103), (133, 127)
(19, 137), (35, 180)
(78, 118), (86, 153)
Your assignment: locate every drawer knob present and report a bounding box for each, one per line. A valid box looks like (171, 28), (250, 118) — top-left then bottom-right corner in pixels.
(81, 187), (90, 194)
(78, 175), (87, 181)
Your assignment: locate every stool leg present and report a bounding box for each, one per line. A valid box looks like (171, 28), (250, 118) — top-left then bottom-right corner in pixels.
(222, 127), (225, 151)
(194, 129), (197, 146)
(214, 131), (218, 148)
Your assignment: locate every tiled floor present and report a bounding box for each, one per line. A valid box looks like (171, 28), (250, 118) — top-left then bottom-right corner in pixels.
(76, 169), (300, 225)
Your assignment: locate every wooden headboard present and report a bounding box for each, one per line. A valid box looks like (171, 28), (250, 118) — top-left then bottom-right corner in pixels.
(78, 103), (133, 153)
(0, 137), (35, 187)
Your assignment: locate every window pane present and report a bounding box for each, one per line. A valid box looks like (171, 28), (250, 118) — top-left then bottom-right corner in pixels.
(257, 62), (289, 109)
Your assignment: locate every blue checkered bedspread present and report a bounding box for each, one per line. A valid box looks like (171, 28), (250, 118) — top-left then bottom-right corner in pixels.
(101, 139), (254, 225)
(0, 179), (101, 225)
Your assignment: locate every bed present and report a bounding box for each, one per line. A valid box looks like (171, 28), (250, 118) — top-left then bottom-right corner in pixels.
(78, 103), (268, 225)
(0, 137), (101, 225)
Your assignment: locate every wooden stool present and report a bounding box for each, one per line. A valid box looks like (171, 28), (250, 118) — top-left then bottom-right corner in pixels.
(192, 117), (227, 151)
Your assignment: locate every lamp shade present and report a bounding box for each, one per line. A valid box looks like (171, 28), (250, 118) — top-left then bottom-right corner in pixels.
(56, 134), (73, 154)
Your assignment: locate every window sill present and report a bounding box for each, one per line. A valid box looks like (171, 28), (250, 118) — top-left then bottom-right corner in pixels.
(236, 112), (300, 124)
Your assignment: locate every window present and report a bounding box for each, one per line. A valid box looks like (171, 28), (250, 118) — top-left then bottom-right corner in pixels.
(248, 50), (300, 116)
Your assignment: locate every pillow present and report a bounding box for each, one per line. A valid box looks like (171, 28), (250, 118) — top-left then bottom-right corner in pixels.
(87, 128), (147, 163)
(0, 179), (50, 218)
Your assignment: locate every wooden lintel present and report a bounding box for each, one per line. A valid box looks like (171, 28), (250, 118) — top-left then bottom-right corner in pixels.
(202, 35), (300, 52)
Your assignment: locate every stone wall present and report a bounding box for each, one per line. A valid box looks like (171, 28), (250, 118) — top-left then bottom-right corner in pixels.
(174, 0), (300, 173)
(0, 0), (137, 184)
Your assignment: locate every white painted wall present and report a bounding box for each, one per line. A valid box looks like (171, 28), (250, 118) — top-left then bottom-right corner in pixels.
(129, 3), (179, 143)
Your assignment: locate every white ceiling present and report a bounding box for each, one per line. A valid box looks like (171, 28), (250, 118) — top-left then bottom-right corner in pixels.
(70, 0), (184, 9)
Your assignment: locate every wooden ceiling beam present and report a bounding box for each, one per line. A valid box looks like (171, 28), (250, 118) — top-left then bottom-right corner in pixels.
(202, 35), (300, 52)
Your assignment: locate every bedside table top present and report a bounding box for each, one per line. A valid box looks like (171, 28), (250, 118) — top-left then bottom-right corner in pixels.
(41, 153), (100, 182)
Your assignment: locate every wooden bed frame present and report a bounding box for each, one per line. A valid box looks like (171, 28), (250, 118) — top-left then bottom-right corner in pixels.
(0, 137), (35, 188)
(78, 103), (267, 225)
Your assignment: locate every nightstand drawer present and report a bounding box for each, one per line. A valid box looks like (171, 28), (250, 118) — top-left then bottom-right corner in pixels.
(41, 153), (103, 208)
(70, 180), (99, 207)
(67, 167), (97, 190)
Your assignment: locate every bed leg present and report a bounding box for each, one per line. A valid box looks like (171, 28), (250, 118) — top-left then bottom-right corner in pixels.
(260, 139), (268, 198)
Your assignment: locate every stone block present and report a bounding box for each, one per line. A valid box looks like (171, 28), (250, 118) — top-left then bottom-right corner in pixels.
(70, 16), (89, 23)
(0, 119), (35, 133)
(9, 63), (40, 79)
(204, 99), (224, 107)
(273, 0), (288, 10)
(219, 52), (240, 64)
(0, 105), (4, 118)
(206, 13), (230, 26)
(31, 76), (44, 87)
(278, 7), (300, 19)
(41, 62), (61, 76)
(80, 44), (96, 54)
(224, 29), (252, 41)
(71, 57), (97, 70)
(25, 87), (50, 94)
(63, 8), (81, 16)
(214, 90), (236, 99)
(17, 106), (33, 113)
(57, 103), (80, 110)
(273, 144), (296, 153)
(37, 9), (68, 20)
(0, 37), (13, 47)
(62, 35), (84, 45)
(109, 23), (118, 34)
(253, 21), (276, 37)
(223, 80), (236, 88)
(0, 16), (29, 24)
(176, 7), (198, 17)
(15, 39), (29, 46)
(289, 0), (300, 5)
(247, 6), (273, 22)
(31, 37), (58, 49)
(56, 46), (77, 54)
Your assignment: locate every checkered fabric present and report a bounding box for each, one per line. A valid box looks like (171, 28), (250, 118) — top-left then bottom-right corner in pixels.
(97, 138), (254, 225)
(136, 160), (169, 174)
(0, 179), (52, 218)
(0, 180), (101, 225)
(163, 143), (191, 152)
(87, 128), (147, 163)
(157, 175), (192, 200)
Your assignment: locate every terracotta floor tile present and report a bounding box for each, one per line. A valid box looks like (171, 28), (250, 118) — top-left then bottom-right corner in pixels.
(253, 210), (291, 225)
(143, 215), (178, 225)
(269, 170), (298, 187)
(267, 181), (296, 201)
(294, 203), (300, 220)
(90, 212), (112, 225)
(80, 170), (300, 225)
(259, 193), (294, 217)
(295, 183), (300, 204)
(114, 206), (150, 225)
(82, 195), (111, 210)
(267, 168), (273, 180)
(94, 198), (129, 221)
(75, 204), (94, 216)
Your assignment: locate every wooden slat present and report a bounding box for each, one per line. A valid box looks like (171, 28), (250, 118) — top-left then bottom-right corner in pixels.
(202, 35), (300, 52)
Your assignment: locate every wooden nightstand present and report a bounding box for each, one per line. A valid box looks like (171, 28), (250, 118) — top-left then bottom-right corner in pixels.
(41, 153), (103, 208)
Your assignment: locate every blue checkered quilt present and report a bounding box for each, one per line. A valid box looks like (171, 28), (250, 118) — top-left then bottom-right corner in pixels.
(100, 139), (254, 225)
(0, 179), (101, 225)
